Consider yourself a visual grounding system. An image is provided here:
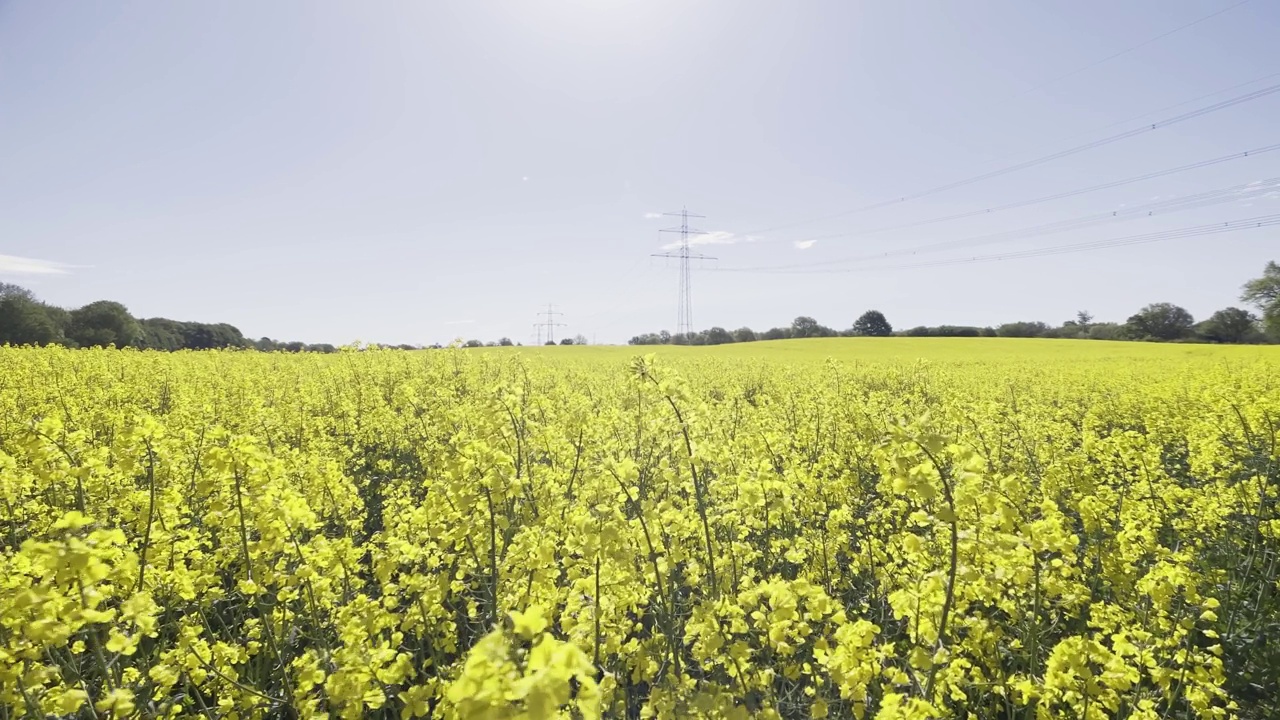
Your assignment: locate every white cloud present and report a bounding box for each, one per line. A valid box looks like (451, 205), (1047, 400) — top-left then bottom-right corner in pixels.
(444, 319), (475, 325)
(660, 230), (761, 250)
(643, 212), (663, 219)
(0, 254), (70, 275)
(522, 176), (529, 182)
(793, 240), (817, 250)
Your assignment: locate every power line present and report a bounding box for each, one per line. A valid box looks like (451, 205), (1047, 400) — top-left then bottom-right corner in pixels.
(779, 142), (1280, 246)
(1014, 0), (1251, 98)
(723, 214), (1280, 275)
(724, 176), (1280, 273)
(736, 77), (1280, 236)
(535, 303), (565, 344)
(651, 207), (716, 336)
(990, 70), (1280, 166)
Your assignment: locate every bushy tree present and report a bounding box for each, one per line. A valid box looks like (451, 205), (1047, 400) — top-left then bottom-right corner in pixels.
(1086, 323), (1125, 341)
(138, 318), (186, 351)
(852, 310), (893, 337)
(996, 321), (1050, 338)
(67, 300), (141, 348)
(1195, 307), (1260, 344)
(732, 327), (756, 343)
(182, 322), (247, 350)
(0, 295), (65, 346)
(790, 316), (820, 338)
(703, 327), (733, 345)
(0, 282), (36, 302)
(1241, 260), (1280, 339)
(1124, 303), (1194, 341)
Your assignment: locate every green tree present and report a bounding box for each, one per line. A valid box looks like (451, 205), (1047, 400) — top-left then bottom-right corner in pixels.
(1086, 323), (1125, 341)
(790, 316), (820, 338)
(1241, 260), (1280, 339)
(181, 322), (247, 350)
(1123, 302), (1194, 341)
(852, 310), (893, 336)
(703, 327), (733, 345)
(996, 321), (1050, 338)
(67, 300), (141, 348)
(0, 295), (64, 345)
(0, 282), (36, 302)
(1195, 307), (1260, 344)
(138, 318), (186, 351)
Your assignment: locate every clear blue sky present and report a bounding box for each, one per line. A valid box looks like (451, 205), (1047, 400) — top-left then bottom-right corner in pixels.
(2, 1), (1278, 345)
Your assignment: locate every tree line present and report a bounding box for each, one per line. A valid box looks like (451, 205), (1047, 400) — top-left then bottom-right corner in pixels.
(5, 261), (1277, 350)
(0, 284), (342, 352)
(629, 261), (1280, 346)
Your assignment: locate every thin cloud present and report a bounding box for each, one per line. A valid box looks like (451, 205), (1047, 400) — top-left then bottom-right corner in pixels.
(660, 230), (760, 251)
(643, 212), (663, 219)
(444, 319), (475, 325)
(0, 254), (70, 275)
(793, 240), (817, 250)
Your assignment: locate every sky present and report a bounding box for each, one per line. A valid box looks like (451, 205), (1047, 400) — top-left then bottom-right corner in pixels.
(2, 1), (1279, 345)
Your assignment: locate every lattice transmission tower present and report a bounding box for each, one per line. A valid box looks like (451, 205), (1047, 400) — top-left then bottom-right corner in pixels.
(652, 207), (716, 337)
(534, 304), (565, 344)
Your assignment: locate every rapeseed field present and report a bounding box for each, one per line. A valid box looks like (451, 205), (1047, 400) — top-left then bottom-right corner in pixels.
(2, 340), (1278, 719)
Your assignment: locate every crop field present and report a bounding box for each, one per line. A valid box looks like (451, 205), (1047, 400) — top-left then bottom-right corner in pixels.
(2, 340), (1279, 719)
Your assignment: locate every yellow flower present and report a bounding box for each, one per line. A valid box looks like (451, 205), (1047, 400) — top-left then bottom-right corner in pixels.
(94, 688), (136, 717)
(509, 605), (549, 640)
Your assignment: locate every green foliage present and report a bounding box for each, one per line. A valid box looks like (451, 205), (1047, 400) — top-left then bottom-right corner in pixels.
(1196, 307), (1261, 344)
(1124, 302), (1195, 341)
(702, 327), (733, 345)
(903, 325), (988, 338)
(67, 300), (141, 348)
(1241, 260), (1280, 341)
(0, 295), (68, 346)
(852, 310), (893, 336)
(0, 282), (36, 302)
(996, 320), (1050, 338)
(1240, 260), (1280, 310)
(1085, 322), (1126, 341)
(789, 316), (837, 338)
